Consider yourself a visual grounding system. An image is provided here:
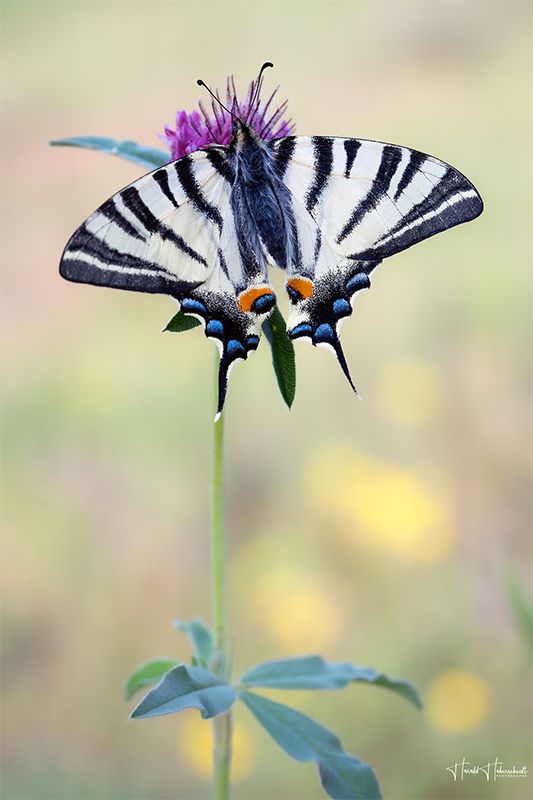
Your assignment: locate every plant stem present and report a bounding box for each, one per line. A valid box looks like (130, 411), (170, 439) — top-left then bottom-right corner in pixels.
(211, 376), (226, 660)
(213, 712), (232, 800)
(211, 355), (231, 800)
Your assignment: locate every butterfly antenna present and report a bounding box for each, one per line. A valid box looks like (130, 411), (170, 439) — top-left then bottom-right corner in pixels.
(197, 79), (238, 121)
(248, 61), (274, 119)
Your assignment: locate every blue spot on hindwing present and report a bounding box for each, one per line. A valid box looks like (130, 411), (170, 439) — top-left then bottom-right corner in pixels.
(181, 297), (207, 315)
(206, 319), (224, 337)
(313, 323), (335, 344)
(227, 339), (246, 359)
(332, 298), (351, 318)
(246, 335), (259, 350)
(287, 285), (301, 304)
(251, 293), (276, 314)
(288, 322), (313, 339)
(345, 272), (370, 294)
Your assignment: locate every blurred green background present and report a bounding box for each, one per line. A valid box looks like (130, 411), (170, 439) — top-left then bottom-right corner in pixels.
(1, 1), (532, 799)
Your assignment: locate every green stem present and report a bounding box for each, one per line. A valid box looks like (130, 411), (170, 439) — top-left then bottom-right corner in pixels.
(211, 378), (225, 660)
(213, 712), (232, 800)
(211, 355), (231, 800)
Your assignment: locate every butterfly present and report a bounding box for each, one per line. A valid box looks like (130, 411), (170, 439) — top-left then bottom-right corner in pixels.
(59, 63), (483, 418)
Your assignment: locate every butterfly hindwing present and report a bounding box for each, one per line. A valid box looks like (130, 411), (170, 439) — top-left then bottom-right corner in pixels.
(267, 175), (377, 392)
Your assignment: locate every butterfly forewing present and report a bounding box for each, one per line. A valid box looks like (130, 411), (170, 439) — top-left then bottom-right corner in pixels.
(275, 136), (483, 261)
(59, 150), (232, 295)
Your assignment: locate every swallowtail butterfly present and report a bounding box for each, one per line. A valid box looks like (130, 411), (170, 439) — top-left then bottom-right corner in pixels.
(59, 64), (483, 417)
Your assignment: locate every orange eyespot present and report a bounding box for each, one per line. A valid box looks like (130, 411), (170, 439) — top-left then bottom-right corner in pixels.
(238, 286), (275, 312)
(287, 277), (314, 299)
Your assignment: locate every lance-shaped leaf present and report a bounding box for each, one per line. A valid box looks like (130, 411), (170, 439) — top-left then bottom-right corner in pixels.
(130, 664), (236, 720)
(124, 657), (179, 701)
(173, 618), (214, 668)
(239, 655), (422, 709)
(49, 136), (169, 169)
(241, 692), (381, 800)
(263, 306), (296, 409)
(165, 311), (201, 334)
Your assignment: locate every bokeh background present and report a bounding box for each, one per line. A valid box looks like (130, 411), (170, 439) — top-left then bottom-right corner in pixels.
(1, 1), (532, 799)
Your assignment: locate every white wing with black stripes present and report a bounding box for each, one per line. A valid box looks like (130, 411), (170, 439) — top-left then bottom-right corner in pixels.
(60, 148), (232, 295)
(271, 135), (483, 388)
(275, 135), (483, 263)
(60, 123), (483, 415)
(59, 145), (277, 416)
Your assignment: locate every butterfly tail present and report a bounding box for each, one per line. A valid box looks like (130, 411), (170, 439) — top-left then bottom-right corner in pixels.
(215, 358), (228, 423)
(215, 343), (244, 422)
(330, 334), (358, 396)
(287, 264), (375, 400)
(179, 291), (262, 421)
(310, 322), (358, 396)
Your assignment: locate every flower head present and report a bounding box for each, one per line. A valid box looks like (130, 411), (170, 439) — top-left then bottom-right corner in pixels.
(163, 75), (295, 160)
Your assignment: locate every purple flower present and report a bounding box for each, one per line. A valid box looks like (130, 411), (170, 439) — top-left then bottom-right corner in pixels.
(163, 76), (295, 160)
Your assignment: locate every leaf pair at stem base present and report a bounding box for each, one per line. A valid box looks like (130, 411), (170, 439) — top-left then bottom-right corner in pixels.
(125, 621), (422, 800)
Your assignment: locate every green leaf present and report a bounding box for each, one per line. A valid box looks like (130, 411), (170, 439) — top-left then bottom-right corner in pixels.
(124, 657), (179, 701)
(164, 311), (201, 334)
(49, 136), (169, 169)
(239, 656), (422, 709)
(130, 664), (236, 720)
(173, 618), (214, 668)
(241, 692), (381, 800)
(262, 306), (296, 409)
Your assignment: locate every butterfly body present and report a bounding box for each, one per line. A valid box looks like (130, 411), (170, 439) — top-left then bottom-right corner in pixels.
(230, 121), (295, 277)
(59, 73), (483, 416)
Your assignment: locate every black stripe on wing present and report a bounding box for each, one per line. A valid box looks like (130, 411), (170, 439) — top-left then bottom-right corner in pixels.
(390, 167), (474, 232)
(343, 139), (361, 179)
(272, 136), (296, 178)
(121, 186), (208, 266)
(393, 150), (426, 201)
(99, 198), (145, 239)
(175, 156), (224, 231)
(337, 145), (403, 244)
(64, 225), (156, 272)
(61, 258), (199, 296)
(352, 166), (483, 260)
(60, 226), (201, 296)
(306, 137), (333, 213)
(204, 148), (236, 184)
(153, 169), (179, 207)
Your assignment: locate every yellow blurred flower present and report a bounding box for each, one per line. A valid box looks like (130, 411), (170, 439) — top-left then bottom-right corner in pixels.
(351, 469), (454, 561)
(304, 446), (455, 563)
(264, 584), (342, 653)
(177, 711), (256, 781)
(244, 563), (343, 653)
(377, 359), (443, 426)
(426, 669), (491, 733)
